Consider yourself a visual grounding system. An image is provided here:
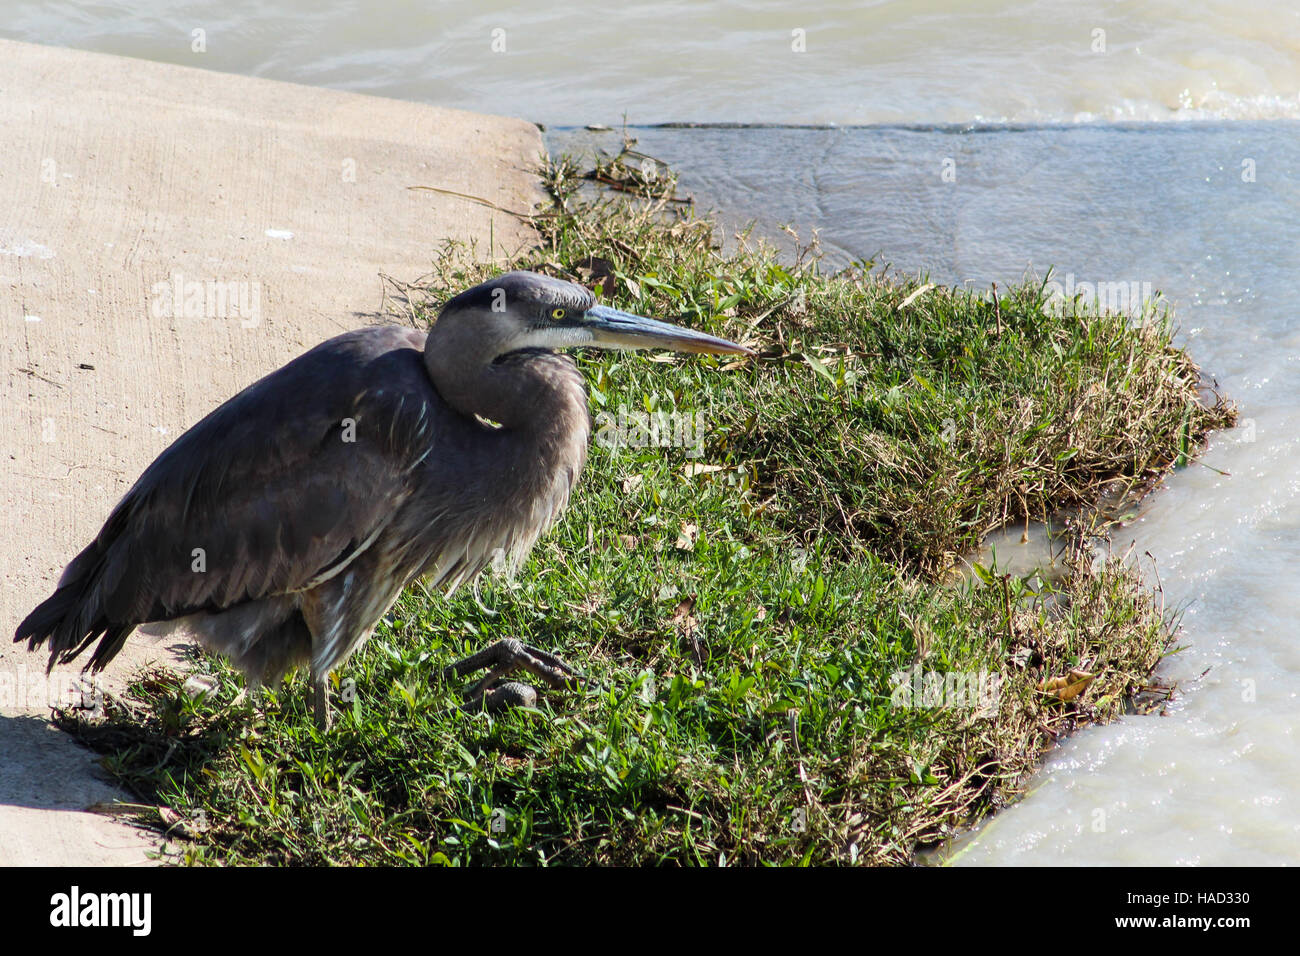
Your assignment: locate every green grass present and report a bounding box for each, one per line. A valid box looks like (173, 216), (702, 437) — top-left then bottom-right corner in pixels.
(60, 149), (1235, 865)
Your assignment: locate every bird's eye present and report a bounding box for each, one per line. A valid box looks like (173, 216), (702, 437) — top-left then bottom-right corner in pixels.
(551, 308), (567, 320)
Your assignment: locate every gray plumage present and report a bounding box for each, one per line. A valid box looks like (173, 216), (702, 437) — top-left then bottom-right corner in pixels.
(15, 271), (748, 725)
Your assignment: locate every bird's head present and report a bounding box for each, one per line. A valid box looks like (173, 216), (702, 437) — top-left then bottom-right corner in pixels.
(434, 270), (752, 360)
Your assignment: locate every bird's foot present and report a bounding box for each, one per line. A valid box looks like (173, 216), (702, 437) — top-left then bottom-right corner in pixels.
(442, 637), (584, 713)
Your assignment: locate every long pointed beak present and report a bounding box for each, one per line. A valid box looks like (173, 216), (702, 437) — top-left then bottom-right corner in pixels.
(582, 305), (752, 357)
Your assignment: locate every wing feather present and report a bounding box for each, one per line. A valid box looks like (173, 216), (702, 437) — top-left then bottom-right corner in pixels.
(15, 326), (437, 671)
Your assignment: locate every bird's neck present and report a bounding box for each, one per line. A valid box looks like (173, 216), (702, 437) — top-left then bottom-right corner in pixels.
(489, 350), (591, 449)
(424, 346), (591, 570)
(425, 334), (587, 429)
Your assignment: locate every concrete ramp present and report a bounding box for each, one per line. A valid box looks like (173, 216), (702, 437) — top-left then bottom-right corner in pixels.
(0, 38), (543, 865)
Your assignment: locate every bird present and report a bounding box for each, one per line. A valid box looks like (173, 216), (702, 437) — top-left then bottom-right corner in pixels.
(14, 270), (750, 728)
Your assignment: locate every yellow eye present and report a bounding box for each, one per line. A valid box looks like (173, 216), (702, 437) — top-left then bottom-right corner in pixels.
(551, 308), (567, 320)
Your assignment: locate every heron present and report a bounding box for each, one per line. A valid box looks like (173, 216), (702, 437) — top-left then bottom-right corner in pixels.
(15, 271), (749, 728)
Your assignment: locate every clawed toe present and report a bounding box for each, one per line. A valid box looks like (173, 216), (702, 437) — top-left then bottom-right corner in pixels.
(442, 637), (584, 713)
(461, 681), (537, 713)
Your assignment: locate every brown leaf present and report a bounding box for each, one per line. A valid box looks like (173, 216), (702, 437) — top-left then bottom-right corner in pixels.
(670, 596), (698, 639)
(1038, 669), (1096, 702)
(671, 596), (696, 629)
(675, 522), (699, 551)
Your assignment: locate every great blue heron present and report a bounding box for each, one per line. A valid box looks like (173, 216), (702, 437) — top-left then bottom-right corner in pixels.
(15, 271), (749, 728)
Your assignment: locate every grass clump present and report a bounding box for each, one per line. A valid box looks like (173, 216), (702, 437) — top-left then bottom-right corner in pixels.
(60, 146), (1234, 865)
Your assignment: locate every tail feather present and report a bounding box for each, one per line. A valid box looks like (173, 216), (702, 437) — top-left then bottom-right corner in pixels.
(18, 509), (309, 683)
(14, 544), (136, 673)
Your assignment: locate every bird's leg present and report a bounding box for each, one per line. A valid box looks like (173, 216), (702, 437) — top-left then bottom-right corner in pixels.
(443, 637), (584, 713)
(311, 670), (331, 731)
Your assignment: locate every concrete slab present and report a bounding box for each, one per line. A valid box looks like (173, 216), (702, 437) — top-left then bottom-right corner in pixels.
(0, 38), (543, 865)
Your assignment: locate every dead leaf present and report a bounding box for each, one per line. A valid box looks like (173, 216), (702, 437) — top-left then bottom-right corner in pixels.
(675, 522), (699, 551)
(182, 674), (218, 698)
(671, 596), (704, 665)
(158, 806), (182, 827)
(621, 475), (644, 494)
(671, 596), (697, 634)
(618, 534), (638, 550)
(898, 283), (935, 310)
(680, 463), (724, 478)
(1038, 669), (1095, 702)
(153, 805), (207, 837)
